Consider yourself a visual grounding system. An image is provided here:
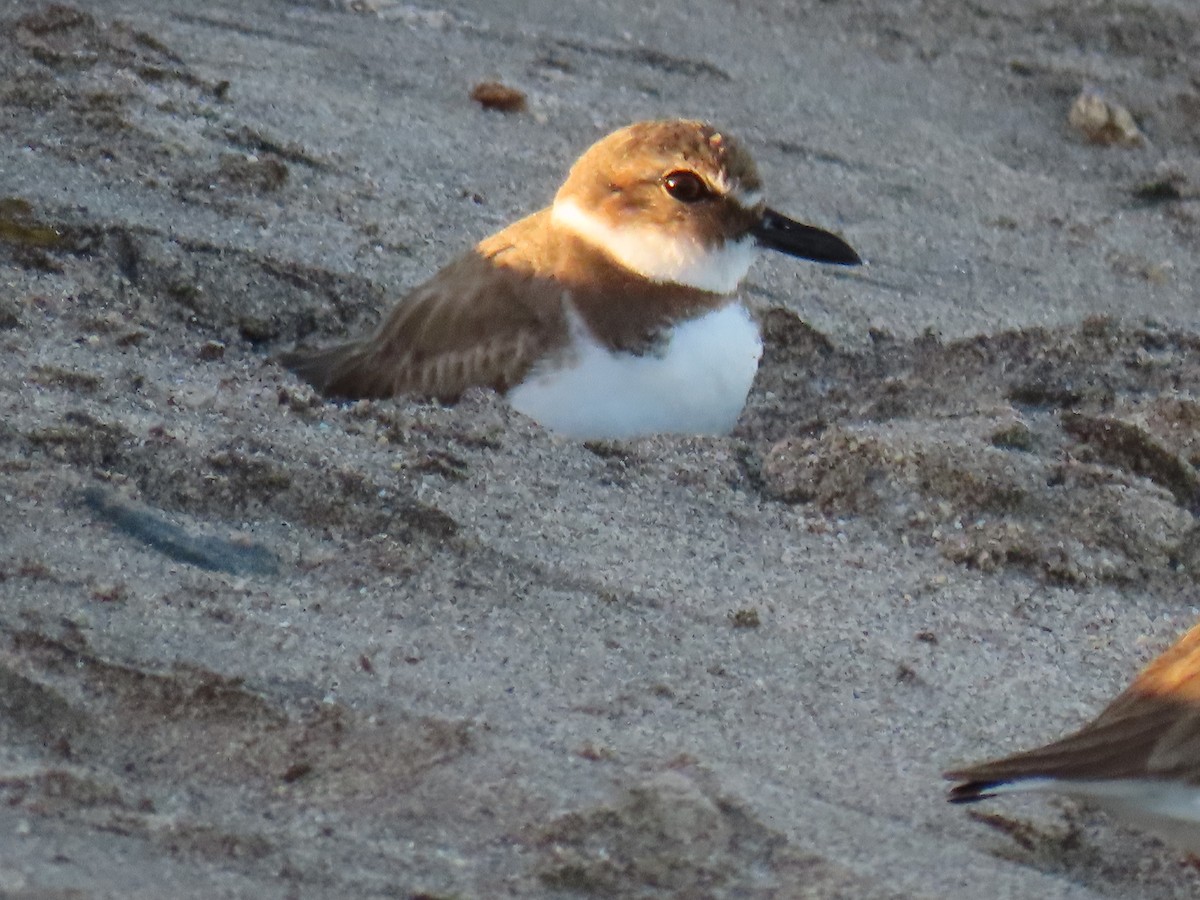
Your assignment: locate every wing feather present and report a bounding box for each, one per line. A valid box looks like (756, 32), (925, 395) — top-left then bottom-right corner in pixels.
(279, 211), (568, 401)
(946, 623), (1200, 799)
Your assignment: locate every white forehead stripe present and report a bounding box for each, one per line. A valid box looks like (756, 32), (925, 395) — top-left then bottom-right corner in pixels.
(551, 198), (756, 294)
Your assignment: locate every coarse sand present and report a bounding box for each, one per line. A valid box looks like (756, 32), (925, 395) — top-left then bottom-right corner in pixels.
(4, 1), (1200, 896)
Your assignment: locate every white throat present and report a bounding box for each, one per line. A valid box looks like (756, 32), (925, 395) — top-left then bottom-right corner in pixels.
(551, 197), (756, 294)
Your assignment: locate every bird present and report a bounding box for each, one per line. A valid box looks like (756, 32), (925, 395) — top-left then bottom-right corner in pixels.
(278, 119), (860, 440)
(945, 621), (1200, 852)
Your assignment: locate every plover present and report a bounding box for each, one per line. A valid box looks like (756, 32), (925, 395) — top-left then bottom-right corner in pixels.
(280, 119), (860, 439)
(946, 621), (1200, 852)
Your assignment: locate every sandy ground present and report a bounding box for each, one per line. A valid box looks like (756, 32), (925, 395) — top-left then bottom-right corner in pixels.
(4, 0), (1200, 897)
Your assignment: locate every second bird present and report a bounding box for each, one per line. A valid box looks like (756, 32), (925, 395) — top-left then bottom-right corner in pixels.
(280, 119), (860, 439)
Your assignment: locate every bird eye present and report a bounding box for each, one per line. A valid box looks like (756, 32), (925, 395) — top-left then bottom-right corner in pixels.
(662, 171), (709, 203)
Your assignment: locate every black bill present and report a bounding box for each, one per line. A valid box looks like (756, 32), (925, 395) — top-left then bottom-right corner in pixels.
(752, 207), (861, 266)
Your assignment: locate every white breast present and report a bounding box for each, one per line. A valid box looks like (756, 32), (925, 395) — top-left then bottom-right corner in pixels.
(508, 303), (762, 440)
(989, 777), (1200, 852)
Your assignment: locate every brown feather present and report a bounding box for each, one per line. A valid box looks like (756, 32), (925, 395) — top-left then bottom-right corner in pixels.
(276, 120), (783, 405)
(280, 207), (731, 402)
(946, 622), (1200, 797)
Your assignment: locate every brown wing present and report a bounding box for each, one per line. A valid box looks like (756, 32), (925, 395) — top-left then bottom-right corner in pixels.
(280, 205), (735, 402)
(946, 622), (1200, 800)
(278, 210), (570, 402)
